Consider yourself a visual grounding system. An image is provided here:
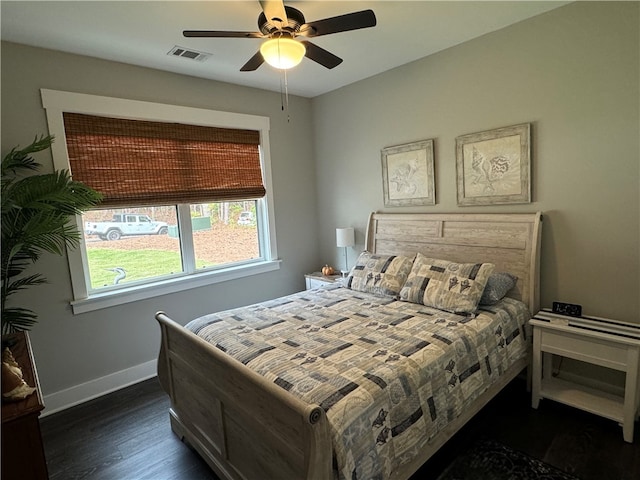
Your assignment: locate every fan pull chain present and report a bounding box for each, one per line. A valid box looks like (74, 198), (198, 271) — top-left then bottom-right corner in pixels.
(278, 69), (291, 123)
(274, 37), (291, 123)
(280, 72), (285, 111)
(284, 69), (291, 123)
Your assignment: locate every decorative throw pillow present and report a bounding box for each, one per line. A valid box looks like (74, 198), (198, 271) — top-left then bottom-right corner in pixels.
(345, 252), (414, 297)
(480, 272), (518, 305)
(399, 254), (495, 313)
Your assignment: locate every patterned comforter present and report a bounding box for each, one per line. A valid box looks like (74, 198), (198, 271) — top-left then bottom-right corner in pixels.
(186, 284), (530, 480)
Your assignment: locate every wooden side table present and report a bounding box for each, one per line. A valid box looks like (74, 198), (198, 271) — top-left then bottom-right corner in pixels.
(304, 272), (342, 290)
(530, 310), (640, 443)
(1, 331), (49, 479)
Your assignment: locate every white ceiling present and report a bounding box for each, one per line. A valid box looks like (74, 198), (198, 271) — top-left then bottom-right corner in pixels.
(1, 1), (568, 98)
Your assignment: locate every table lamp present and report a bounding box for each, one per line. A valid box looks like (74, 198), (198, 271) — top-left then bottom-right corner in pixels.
(336, 227), (355, 277)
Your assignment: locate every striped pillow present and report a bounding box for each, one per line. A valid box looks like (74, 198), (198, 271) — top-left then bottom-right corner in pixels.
(399, 254), (494, 313)
(346, 252), (414, 298)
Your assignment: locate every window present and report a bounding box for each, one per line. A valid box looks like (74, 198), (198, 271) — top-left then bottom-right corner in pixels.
(42, 89), (279, 313)
(82, 202), (261, 292)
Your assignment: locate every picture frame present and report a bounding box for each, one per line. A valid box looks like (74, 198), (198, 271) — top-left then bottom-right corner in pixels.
(455, 123), (531, 206)
(381, 139), (435, 207)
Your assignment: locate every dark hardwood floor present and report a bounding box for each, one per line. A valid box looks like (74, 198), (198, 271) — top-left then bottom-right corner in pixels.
(40, 377), (640, 480)
(40, 379), (216, 480)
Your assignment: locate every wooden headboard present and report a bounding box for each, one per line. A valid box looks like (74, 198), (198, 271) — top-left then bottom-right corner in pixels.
(365, 212), (542, 314)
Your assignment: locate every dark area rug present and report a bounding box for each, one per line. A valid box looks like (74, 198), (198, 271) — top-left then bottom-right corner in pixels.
(437, 438), (580, 480)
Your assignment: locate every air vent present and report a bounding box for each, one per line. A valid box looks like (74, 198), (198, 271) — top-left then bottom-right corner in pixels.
(167, 46), (211, 62)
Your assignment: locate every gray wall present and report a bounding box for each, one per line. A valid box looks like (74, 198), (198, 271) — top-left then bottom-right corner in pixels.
(1, 43), (320, 396)
(313, 1), (639, 324)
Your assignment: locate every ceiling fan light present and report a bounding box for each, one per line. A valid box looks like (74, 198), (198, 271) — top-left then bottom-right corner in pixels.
(260, 37), (306, 70)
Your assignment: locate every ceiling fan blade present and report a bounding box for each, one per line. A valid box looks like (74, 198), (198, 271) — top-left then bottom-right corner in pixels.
(302, 41), (342, 69)
(259, 0), (288, 29)
(300, 9), (376, 38)
(240, 51), (265, 71)
(183, 30), (263, 39)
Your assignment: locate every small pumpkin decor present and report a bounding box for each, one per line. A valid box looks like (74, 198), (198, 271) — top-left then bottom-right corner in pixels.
(321, 265), (335, 276)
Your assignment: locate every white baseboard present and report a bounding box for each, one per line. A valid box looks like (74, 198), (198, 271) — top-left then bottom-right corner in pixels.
(41, 359), (157, 417)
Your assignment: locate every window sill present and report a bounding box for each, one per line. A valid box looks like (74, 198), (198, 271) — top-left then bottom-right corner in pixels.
(70, 260), (281, 314)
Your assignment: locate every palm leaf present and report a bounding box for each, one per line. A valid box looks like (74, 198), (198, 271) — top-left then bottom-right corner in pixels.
(3, 170), (101, 216)
(4, 274), (47, 297)
(1, 308), (38, 334)
(0, 135), (53, 177)
(1, 135), (103, 333)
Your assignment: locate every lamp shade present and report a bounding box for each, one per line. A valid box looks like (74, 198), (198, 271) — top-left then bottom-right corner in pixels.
(260, 37), (306, 70)
(336, 227), (355, 248)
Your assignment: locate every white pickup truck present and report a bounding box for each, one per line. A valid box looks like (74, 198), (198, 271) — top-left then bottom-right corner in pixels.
(85, 214), (169, 241)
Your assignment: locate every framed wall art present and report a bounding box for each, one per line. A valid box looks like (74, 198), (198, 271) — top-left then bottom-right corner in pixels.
(381, 139), (435, 207)
(455, 123), (531, 206)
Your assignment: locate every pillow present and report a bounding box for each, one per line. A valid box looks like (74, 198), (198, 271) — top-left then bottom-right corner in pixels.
(399, 254), (495, 313)
(480, 272), (518, 305)
(345, 252), (414, 297)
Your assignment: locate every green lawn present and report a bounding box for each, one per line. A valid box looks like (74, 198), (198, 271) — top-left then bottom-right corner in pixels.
(88, 249), (207, 288)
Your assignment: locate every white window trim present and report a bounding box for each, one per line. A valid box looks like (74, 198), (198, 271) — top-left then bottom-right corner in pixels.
(41, 89), (279, 314)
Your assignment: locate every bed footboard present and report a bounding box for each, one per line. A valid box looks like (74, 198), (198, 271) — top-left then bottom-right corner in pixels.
(156, 312), (333, 480)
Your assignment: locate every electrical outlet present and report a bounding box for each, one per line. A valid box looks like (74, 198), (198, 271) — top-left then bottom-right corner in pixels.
(552, 301), (582, 317)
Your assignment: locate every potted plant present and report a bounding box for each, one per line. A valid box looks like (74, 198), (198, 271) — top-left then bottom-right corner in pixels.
(1, 135), (102, 334)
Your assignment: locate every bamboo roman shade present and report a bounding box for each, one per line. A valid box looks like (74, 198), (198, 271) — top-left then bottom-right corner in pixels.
(63, 113), (265, 207)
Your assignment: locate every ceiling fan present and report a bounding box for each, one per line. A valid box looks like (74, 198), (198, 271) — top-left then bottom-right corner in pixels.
(183, 0), (377, 71)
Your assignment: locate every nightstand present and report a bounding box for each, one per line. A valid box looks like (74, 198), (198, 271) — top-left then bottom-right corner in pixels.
(304, 272), (342, 290)
(530, 310), (640, 443)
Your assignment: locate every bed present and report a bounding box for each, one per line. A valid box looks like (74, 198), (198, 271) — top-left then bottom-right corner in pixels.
(156, 212), (542, 480)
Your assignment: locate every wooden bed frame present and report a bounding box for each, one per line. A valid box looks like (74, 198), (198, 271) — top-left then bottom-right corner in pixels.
(156, 212), (542, 480)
